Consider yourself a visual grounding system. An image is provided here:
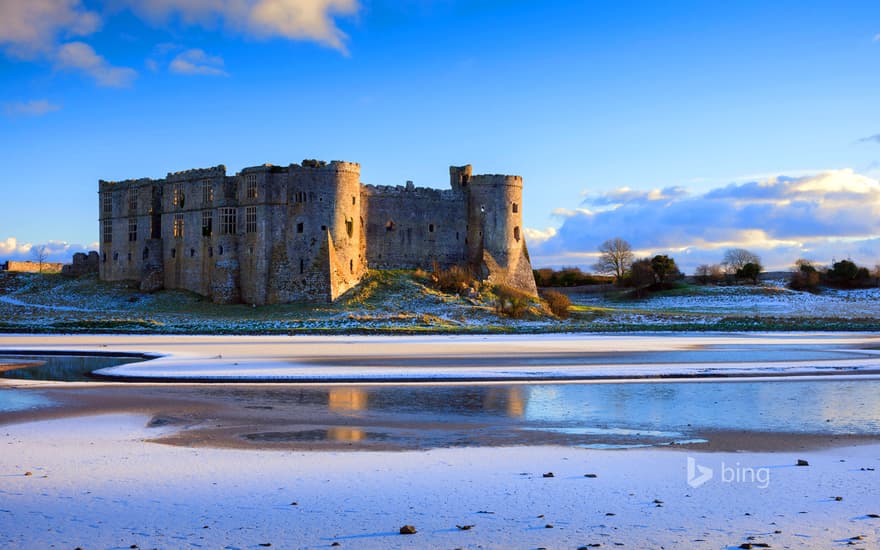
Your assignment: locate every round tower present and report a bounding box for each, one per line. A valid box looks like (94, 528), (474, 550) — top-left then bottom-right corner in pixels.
(466, 172), (536, 295)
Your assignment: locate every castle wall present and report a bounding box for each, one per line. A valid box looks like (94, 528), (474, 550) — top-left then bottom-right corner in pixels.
(361, 183), (467, 270)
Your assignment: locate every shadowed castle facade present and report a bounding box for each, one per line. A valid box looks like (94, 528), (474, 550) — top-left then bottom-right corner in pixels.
(98, 160), (537, 303)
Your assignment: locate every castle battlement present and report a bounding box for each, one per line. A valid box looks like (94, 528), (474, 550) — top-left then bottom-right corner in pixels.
(98, 159), (536, 303)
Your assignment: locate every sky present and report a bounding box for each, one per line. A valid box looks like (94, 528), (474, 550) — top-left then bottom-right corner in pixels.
(2, 0), (880, 272)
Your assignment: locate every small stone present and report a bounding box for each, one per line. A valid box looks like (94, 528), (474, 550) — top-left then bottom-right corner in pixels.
(203, 525), (209, 529)
(23, 471), (32, 476)
(399, 525), (417, 535)
(653, 499), (664, 504)
(455, 524), (474, 530)
(867, 513), (880, 518)
(542, 472), (554, 478)
(331, 543), (341, 547)
(545, 523), (554, 528)
(796, 459), (809, 466)
(258, 544), (271, 548)
(290, 501), (298, 506)
(834, 496), (843, 501)
(130, 545), (138, 549)
(605, 512), (616, 516)
(850, 535), (864, 540)
(774, 530), (782, 534)
(584, 473), (598, 478)
(739, 544), (753, 549)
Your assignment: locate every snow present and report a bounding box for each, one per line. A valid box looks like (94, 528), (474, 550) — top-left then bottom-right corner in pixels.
(1, 413), (877, 549)
(3, 332), (880, 382)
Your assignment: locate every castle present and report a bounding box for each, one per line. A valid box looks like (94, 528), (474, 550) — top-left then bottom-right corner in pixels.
(98, 160), (537, 304)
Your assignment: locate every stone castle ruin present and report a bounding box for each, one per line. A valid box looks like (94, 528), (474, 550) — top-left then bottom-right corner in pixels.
(99, 160), (537, 304)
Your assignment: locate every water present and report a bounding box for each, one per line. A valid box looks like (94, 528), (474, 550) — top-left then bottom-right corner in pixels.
(195, 379), (880, 448)
(0, 389), (51, 412)
(0, 354), (142, 381)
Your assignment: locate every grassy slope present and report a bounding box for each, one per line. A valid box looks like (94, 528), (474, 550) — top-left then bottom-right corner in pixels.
(1, 272), (879, 334)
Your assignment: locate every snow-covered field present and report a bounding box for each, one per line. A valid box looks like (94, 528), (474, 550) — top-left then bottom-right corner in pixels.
(1, 413), (878, 549)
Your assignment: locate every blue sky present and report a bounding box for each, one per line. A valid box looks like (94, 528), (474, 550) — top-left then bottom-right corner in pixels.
(2, 0), (880, 271)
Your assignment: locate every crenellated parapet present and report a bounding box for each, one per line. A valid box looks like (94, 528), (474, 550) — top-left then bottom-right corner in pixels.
(166, 165), (227, 181)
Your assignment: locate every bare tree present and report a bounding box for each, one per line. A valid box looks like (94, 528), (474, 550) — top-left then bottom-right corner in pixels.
(593, 238), (634, 282)
(722, 248), (761, 274)
(31, 244), (48, 273)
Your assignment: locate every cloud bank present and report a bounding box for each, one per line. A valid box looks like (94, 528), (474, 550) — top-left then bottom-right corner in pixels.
(528, 169), (880, 273)
(0, 237), (98, 263)
(122, 0), (360, 52)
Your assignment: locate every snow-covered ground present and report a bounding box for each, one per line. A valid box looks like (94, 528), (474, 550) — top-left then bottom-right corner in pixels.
(576, 279), (880, 319)
(3, 332), (880, 382)
(1, 413), (877, 549)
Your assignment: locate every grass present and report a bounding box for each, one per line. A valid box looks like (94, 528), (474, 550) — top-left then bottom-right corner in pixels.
(3, 271), (880, 334)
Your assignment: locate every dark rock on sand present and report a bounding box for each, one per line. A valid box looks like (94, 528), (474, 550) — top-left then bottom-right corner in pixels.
(584, 473), (598, 478)
(796, 459), (809, 466)
(456, 524), (474, 530)
(400, 525), (417, 534)
(543, 472), (554, 478)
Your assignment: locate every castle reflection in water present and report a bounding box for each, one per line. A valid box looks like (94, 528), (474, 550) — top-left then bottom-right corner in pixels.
(323, 387), (527, 442)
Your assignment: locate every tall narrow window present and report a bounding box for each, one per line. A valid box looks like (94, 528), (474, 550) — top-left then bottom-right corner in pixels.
(102, 193), (112, 215)
(172, 183), (184, 208)
(220, 207), (237, 235)
(128, 189), (138, 211)
(245, 174), (258, 199)
(246, 206), (257, 233)
(173, 214), (184, 238)
(202, 179), (213, 205)
(514, 226), (520, 241)
(202, 210), (213, 237)
(128, 218), (137, 242)
(428, 223), (434, 233)
(102, 219), (113, 243)
(512, 203), (519, 213)
(297, 222), (304, 234)
(299, 259), (304, 274)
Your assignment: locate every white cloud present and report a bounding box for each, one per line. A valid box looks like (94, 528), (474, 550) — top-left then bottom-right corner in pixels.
(0, 0), (100, 58)
(529, 169), (880, 272)
(122, 0), (360, 52)
(4, 99), (61, 117)
(522, 227), (557, 246)
(170, 48), (228, 76)
(55, 41), (138, 87)
(0, 237), (97, 262)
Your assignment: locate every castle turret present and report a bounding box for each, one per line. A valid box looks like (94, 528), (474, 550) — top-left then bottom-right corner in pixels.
(466, 172), (537, 296)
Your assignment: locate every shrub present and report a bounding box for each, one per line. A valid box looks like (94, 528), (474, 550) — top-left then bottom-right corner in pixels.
(789, 260), (820, 292)
(694, 264), (726, 284)
(542, 289), (571, 318)
(533, 267), (608, 287)
(427, 263), (475, 295)
(494, 284), (532, 318)
(825, 259), (874, 289)
(736, 262), (762, 284)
